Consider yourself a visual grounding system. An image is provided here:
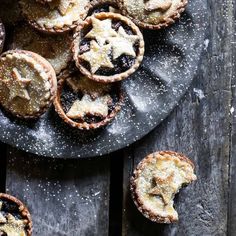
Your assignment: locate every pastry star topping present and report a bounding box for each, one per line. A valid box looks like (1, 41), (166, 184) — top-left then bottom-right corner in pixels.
(3, 68), (31, 101)
(58, 0), (75, 16)
(66, 94), (112, 119)
(148, 172), (176, 205)
(145, 0), (172, 12)
(79, 40), (114, 73)
(0, 213), (27, 235)
(0, 213), (6, 224)
(108, 26), (139, 59)
(85, 17), (117, 46)
(48, 0), (75, 16)
(67, 77), (111, 98)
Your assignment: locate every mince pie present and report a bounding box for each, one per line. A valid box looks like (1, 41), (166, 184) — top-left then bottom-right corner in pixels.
(19, 0), (90, 33)
(118, 0), (188, 30)
(12, 24), (72, 74)
(54, 70), (123, 129)
(0, 50), (57, 119)
(72, 12), (144, 83)
(131, 151), (197, 223)
(0, 193), (32, 236)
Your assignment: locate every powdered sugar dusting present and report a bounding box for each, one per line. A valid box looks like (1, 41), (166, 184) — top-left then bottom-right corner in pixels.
(0, 0), (207, 158)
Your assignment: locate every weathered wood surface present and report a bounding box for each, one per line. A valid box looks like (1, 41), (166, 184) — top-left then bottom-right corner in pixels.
(122, 0), (234, 235)
(228, 0), (236, 234)
(0, 0), (235, 235)
(5, 148), (111, 236)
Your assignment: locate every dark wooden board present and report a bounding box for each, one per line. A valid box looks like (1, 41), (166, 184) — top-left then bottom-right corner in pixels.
(1, 0), (236, 235)
(122, 0), (233, 235)
(228, 0), (236, 234)
(5, 149), (111, 236)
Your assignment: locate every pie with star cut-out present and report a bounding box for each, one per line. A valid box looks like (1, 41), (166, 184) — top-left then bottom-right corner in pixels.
(0, 50), (57, 119)
(54, 70), (123, 130)
(131, 151), (197, 223)
(11, 23), (72, 75)
(19, 0), (90, 33)
(0, 193), (32, 236)
(72, 12), (145, 83)
(118, 0), (188, 30)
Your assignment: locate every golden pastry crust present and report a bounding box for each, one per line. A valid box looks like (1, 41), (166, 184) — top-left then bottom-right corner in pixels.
(131, 151), (197, 223)
(53, 70), (123, 130)
(118, 0), (188, 30)
(0, 193), (32, 236)
(72, 12), (145, 83)
(0, 50), (57, 119)
(19, 0), (90, 34)
(0, 20), (5, 54)
(12, 24), (72, 74)
(86, 0), (120, 16)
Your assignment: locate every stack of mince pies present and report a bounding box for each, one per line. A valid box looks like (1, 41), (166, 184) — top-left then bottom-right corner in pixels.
(0, 0), (188, 130)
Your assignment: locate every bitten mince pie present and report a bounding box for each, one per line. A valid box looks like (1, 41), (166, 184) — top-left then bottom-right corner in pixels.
(131, 151), (197, 223)
(19, 0), (90, 33)
(86, 0), (121, 17)
(54, 70), (123, 129)
(12, 24), (72, 74)
(0, 50), (57, 119)
(118, 0), (188, 30)
(0, 20), (5, 54)
(72, 12), (145, 83)
(0, 193), (32, 236)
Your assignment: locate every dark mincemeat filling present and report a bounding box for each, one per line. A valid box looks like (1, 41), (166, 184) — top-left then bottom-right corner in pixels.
(79, 19), (139, 76)
(87, 3), (112, 16)
(0, 199), (23, 222)
(60, 83), (119, 124)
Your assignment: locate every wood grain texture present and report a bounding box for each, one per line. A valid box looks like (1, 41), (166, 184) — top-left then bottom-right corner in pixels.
(122, 0), (233, 235)
(2, 0), (236, 235)
(5, 148), (110, 236)
(228, 0), (236, 234)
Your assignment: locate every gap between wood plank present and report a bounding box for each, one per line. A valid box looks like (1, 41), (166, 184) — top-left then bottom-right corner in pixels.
(109, 151), (124, 236)
(227, 0), (236, 234)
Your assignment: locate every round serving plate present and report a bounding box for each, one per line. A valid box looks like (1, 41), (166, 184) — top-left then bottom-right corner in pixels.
(0, 0), (207, 158)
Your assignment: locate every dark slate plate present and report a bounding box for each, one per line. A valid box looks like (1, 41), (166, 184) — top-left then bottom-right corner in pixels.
(0, 0), (207, 158)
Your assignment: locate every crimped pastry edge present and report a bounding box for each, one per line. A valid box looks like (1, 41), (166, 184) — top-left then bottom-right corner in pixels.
(11, 24), (73, 74)
(19, 0), (90, 34)
(0, 50), (57, 119)
(72, 12), (145, 83)
(85, 0), (120, 17)
(0, 193), (33, 236)
(53, 70), (124, 130)
(117, 0), (188, 30)
(130, 150), (196, 224)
